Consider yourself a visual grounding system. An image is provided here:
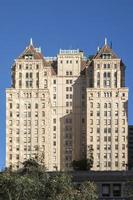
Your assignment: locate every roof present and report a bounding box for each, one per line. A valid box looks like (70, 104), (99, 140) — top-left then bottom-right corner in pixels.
(94, 44), (119, 59)
(18, 43), (44, 60)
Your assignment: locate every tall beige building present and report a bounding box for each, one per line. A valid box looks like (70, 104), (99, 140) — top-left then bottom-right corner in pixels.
(6, 39), (128, 171)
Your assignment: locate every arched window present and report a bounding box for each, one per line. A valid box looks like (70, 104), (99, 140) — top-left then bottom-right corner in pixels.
(104, 103), (107, 108)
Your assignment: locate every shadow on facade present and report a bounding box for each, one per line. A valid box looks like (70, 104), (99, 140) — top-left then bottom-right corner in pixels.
(60, 69), (87, 170)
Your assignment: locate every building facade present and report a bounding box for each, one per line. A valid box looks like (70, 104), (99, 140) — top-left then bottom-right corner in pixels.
(72, 171), (133, 199)
(128, 125), (133, 170)
(6, 39), (128, 171)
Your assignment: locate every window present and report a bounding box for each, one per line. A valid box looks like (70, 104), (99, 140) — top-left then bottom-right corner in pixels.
(97, 111), (100, 117)
(96, 119), (100, 125)
(10, 112), (12, 117)
(104, 145), (107, 150)
(97, 145), (100, 150)
(115, 111), (118, 116)
(115, 127), (118, 133)
(97, 136), (100, 142)
(104, 103), (107, 108)
(90, 136), (93, 142)
(122, 136), (125, 142)
(102, 184), (110, 197)
(115, 153), (118, 158)
(114, 72), (117, 87)
(90, 128), (93, 133)
(97, 72), (100, 87)
(104, 128), (107, 133)
(53, 118), (56, 124)
(104, 136), (107, 142)
(35, 103), (38, 109)
(42, 111), (45, 117)
(53, 126), (56, 131)
(53, 79), (56, 84)
(104, 119), (107, 125)
(103, 72), (111, 87)
(114, 64), (117, 68)
(90, 119), (93, 125)
(97, 103), (100, 108)
(53, 94), (56, 99)
(115, 119), (118, 125)
(113, 184), (121, 197)
(115, 136), (118, 142)
(44, 71), (47, 76)
(115, 103), (118, 108)
(19, 64), (22, 69)
(35, 112), (38, 117)
(28, 112), (31, 117)
(97, 128), (100, 133)
(90, 111), (93, 116)
(122, 111), (125, 116)
(108, 103), (111, 108)
(97, 64), (100, 68)
(122, 127), (125, 133)
(108, 119), (111, 125)
(36, 64), (39, 69)
(122, 153), (125, 158)
(108, 111), (111, 117)
(104, 111), (107, 117)
(108, 161), (111, 167)
(108, 128), (111, 133)
(35, 120), (38, 126)
(44, 79), (47, 88)
(16, 104), (19, 109)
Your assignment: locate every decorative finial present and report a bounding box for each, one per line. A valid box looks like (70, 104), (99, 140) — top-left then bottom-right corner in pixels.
(97, 46), (100, 52)
(105, 37), (107, 45)
(30, 38), (33, 46)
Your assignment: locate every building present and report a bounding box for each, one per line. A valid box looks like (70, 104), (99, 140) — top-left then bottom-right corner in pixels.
(71, 171), (132, 199)
(128, 125), (133, 170)
(86, 40), (128, 170)
(6, 39), (128, 171)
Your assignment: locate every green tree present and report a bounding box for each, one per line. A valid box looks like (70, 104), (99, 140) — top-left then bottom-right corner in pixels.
(77, 181), (98, 200)
(72, 145), (93, 171)
(0, 159), (47, 200)
(0, 159), (98, 200)
(125, 181), (133, 199)
(45, 173), (74, 200)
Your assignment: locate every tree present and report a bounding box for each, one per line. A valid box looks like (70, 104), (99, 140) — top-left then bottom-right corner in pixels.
(0, 159), (98, 200)
(0, 159), (47, 200)
(77, 181), (98, 200)
(72, 146), (93, 171)
(45, 173), (74, 200)
(124, 181), (133, 199)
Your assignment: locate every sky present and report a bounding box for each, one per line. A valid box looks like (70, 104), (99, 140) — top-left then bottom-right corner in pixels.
(0, 0), (133, 170)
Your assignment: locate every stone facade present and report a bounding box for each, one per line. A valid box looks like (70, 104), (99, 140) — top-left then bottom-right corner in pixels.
(6, 39), (128, 171)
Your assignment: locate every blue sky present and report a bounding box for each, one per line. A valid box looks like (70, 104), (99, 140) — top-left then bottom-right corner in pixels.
(0, 0), (133, 170)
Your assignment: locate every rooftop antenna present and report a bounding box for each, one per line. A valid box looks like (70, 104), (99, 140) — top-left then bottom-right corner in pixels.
(105, 37), (107, 45)
(30, 38), (33, 46)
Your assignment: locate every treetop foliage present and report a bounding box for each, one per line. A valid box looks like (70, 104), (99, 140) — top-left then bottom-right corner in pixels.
(0, 159), (98, 200)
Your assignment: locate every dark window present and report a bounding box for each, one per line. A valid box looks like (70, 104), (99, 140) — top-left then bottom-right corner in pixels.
(113, 184), (121, 197)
